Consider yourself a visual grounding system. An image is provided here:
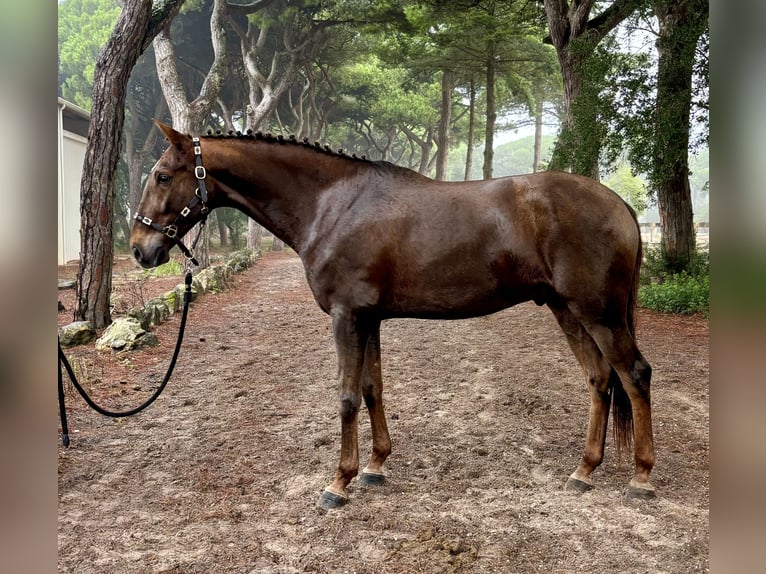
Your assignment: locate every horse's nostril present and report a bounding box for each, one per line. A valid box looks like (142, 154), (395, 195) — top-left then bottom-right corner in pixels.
(132, 246), (142, 261)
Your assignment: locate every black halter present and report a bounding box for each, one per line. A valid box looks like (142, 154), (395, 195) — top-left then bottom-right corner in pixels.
(133, 136), (210, 265)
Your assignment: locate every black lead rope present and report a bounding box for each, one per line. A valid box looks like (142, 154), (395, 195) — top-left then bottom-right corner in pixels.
(58, 271), (194, 447)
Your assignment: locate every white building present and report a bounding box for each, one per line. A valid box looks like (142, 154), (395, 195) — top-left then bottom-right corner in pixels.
(57, 97), (90, 264)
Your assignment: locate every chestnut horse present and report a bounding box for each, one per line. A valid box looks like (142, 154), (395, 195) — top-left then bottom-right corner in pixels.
(131, 123), (655, 509)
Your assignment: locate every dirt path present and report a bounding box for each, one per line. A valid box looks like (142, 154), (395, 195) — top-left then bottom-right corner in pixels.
(58, 250), (709, 573)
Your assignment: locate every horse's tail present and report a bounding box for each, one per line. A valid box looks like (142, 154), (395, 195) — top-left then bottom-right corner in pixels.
(611, 201), (642, 460)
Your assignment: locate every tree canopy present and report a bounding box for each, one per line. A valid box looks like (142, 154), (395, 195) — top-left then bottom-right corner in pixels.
(58, 0), (120, 109)
(58, 0), (709, 296)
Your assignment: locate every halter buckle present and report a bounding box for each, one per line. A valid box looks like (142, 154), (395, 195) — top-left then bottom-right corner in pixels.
(164, 225), (178, 238)
(181, 206), (191, 217)
(195, 165), (206, 179)
(195, 187), (209, 205)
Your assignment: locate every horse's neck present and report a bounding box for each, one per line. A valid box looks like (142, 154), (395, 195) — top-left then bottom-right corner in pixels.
(206, 140), (347, 252)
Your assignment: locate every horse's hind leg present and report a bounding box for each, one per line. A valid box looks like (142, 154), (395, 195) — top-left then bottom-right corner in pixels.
(550, 306), (614, 492)
(580, 320), (655, 500)
(358, 323), (392, 487)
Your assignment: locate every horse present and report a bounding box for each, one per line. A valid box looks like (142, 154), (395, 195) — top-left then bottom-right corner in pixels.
(130, 122), (655, 509)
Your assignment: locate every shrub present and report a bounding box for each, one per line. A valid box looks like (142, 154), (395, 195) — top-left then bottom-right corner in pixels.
(638, 273), (709, 317)
(640, 246), (708, 286)
(638, 246), (709, 317)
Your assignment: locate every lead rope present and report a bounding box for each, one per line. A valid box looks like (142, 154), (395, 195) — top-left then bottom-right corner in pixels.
(58, 271), (193, 447)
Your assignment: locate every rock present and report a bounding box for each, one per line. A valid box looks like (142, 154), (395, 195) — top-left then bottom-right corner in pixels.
(191, 276), (204, 298)
(224, 249), (259, 274)
(127, 307), (151, 330)
(197, 265), (229, 293)
(58, 279), (76, 290)
(59, 321), (96, 348)
(161, 289), (181, 313)
(65, 248), (261, 349)
(95, 318), (158, 352)
(144, 297), (172, 326)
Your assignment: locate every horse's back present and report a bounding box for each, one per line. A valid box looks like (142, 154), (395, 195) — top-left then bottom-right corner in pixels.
(304, 170), (639, 319)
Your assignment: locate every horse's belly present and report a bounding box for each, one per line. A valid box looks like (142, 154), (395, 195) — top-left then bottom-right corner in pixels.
(385, 274), (529, 319)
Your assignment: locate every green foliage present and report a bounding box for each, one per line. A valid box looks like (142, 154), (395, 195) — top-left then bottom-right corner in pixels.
(641, 246), (709, 285)
(611, 9), (708, 196)
(551, 34), (652, 178)
(638, 273), (708, 317)
(338, 57), (438, 127)
(602, 162), (648, 215)
(58, 0), (121, 110)
(142, 260), (183, 278)
(638, 247), (709, 317)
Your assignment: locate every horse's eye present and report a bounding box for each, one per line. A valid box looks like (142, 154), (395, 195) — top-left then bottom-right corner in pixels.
(157, 174), (172, 185)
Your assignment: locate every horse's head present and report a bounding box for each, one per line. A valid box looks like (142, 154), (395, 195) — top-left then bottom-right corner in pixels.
(130, 122), (210, 268)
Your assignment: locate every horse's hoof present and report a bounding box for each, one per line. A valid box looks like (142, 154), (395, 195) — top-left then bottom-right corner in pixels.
(358, 471), (386, 487)
(318, 488), (348, 510)
(565, 476), (593, 493)
(625, 482), (656, 501)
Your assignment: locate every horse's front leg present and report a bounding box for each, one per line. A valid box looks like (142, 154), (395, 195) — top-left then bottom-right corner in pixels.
(318, 309), (368, 509)
(358, 322), (392, 487)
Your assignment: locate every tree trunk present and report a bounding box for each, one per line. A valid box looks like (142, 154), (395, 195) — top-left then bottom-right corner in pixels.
(75, 0), (163, 329)
(653, 0), (707, 271)
(229, 9), (312, 131)
(126, 94), (166, 218)
(153, 0), (228, 270)
(247, 219), (264, 250)
(218, 216), (229, 247)
(74, 0), (185, 329)
(482, 52), (496, 180)
(464, 80), (476, 181)
(435, 70), (452, 181)
(401, 126), (434, 175)
(533, 97), (544, 172)
(543, 0), (642, 177)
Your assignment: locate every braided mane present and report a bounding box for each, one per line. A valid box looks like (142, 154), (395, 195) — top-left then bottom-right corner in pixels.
(201, 128), (372, 163)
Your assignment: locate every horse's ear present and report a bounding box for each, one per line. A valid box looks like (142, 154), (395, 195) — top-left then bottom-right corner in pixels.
(153, 120), (188, 151)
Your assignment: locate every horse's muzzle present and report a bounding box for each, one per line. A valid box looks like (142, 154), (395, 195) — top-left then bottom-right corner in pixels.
(131, 242), (169, 269)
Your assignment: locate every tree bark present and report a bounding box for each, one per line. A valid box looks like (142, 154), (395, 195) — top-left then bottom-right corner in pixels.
(435, 70), (452, 181)
(247, 218), (264, 250)
(653, 0), (707, 271)
(154, 0), (228, 133)
(400, 125), (434, 175)
(482, 51), (496, 180)
(533, 97), (544, 172)
(75, 0), (183, 329)
(464, 79), (476, 181)
(218, 217), (229, 247)
(271, 237), (285, 252)
(76, 4), (149, 328)
(143, 0), (186, 52)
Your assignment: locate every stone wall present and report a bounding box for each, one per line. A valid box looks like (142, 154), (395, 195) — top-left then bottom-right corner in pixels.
(58, 249), (261, 350)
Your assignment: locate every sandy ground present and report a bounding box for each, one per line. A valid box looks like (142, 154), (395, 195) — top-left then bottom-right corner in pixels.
(57, 250), (709, 573)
